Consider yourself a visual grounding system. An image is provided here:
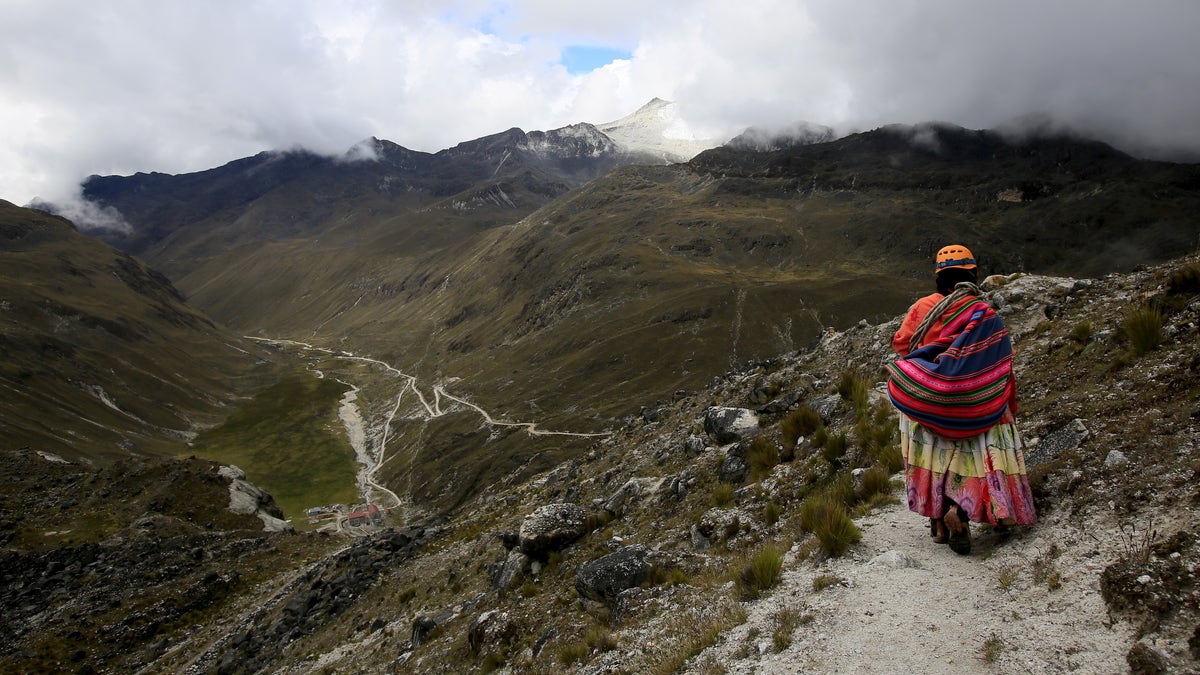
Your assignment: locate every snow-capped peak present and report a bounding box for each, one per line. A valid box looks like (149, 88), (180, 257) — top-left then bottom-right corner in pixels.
(598, 99), (727, 163)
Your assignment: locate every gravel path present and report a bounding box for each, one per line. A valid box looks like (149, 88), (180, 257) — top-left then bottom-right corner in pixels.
(691, 495), (1134, 673)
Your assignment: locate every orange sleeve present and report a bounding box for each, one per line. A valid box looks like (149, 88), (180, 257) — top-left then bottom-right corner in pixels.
(892, 294), (942, 356)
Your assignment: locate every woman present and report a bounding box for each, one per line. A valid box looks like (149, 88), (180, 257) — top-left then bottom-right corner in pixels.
(886, 245), (1036, 554)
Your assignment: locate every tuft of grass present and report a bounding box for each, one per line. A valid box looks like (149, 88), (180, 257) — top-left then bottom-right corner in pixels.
(711, 482), (735, 508)
(1030, 544), (1062, 590)
(1069, 320), (1093, 345)
(798, 492), (861, 557)
(647, 563), (690, 586)
(1122, 304), (1163, 357)
(737, 543), (785, 599)
(585, 626), (618, 653)
(763, 501), (781, 526)
(1167, 262), (1200, 294)
(980, 634), (1005, 663)
(821, 432), (848, 464)
(837, 369), (870, 416)
(746, 436), (780, 481)
(781, 406), (823, 448)
(557, 641), (589, 665)
(856, 466), (893, 503)
(812, 574), (843, 591)
(772, 606), (802, 652)
(585, 509), (614, 532)
(997, 564), (1021, 591)
(812, 426), (830, 449)
(643, 604), (747, 675)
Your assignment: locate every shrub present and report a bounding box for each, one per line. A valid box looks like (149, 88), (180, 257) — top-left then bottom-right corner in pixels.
(821, 432), (848, 463)
(585, 626), (618, 652)
(812, 427), (829, 449)
(798, 492), (861, 557)
(837, 370), (870, 417)
(780, 406), (823, 448)
(857, 466), (893, 502)
(746, 437), (780, 481)
(1123, 304), (1163, 357)
(1070, 320), (1093, 345)
(711, 482), (735, 508)
(980, 634), (1004, 663)
(1166, 262), (1200, 294)
(763, 501), (781, 526)
(557, 641), (589, 665)
(737, 544), (785, 599)
(812, 574), (843, 591)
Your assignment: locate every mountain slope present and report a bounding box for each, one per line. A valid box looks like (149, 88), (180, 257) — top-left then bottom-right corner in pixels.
(5, 250), (1197, 674)
(0, 200), (277, 463)
(64, 121), (1200, 516)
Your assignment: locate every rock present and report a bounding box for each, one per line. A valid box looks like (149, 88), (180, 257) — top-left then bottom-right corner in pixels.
(758, 390), (803, 415)
(490, 548), (531, 594)
(808, 394), (841, 424)
(690, 524), (711, 551)
(868, 550), (922, 569)
(518, 503), (588, 559)
(718, 446), (748, 484)
(604, 477), (663, 516)
(1025, 419), (1088, 467)
(1105, 449), (1129, 468)
(703, 406), (760, 444)
(575, 544), (651, 604)
(684, 435), (708, 455)
(1126, 641), (1169, 674)
(411, 616), (438, 647)
(468, 609), (514, 655)
(218, 465), (294, 533)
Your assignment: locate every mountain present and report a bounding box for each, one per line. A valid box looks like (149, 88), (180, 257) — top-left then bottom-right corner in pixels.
(598, 97), (728, 162)
(4, 251), (1198, 673)
(0, 200), (278, 463)
(60, 116), (1200, 517)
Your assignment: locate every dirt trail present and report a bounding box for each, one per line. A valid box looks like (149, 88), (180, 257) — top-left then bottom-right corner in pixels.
(693, 494), (1135, 673)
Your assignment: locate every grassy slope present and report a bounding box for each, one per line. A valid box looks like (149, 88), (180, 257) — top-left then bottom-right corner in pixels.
(188, 370), (359, 525)
(0, 200), (281, 462)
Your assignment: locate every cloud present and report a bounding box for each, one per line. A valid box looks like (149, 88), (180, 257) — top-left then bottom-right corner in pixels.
(2, 0), (1198, 207)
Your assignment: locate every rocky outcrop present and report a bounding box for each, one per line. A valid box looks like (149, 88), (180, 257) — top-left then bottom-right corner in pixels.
(575, 544), (652, 604)
(518, 503), (589, 559)
(217, 465), (293, 533)
(703, 406), (760, 444)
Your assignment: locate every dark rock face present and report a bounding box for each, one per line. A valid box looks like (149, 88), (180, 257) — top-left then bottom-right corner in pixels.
(468, 609), (515, 655)
(518, 504), (588, 559)
(575, 544), (651, 604)
(1026, 418), (1089, 467)
(703, 407), (760, 444)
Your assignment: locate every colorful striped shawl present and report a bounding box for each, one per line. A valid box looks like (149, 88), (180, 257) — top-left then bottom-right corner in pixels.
(886, 299), (1016, 439)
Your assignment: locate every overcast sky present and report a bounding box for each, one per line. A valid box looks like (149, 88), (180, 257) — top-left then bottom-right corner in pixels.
(3, 0), (1199, 208)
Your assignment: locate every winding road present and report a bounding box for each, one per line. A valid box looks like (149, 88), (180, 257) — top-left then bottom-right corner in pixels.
(247, 337), (608, 521)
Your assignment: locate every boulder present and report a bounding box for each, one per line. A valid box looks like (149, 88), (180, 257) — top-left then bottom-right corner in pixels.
(684, 435), (708, 455)
(490, 548), (531, 595)
(718, 442), (749, 484)
(218, 465), (294, 533)
(518, 503), (589, 559)
(703, 407), (760, 444)
(575, 544), (651, 604)
(411, 616), (438, 647)
(468, 609), (514, 655)
(604, 477), (664, 516)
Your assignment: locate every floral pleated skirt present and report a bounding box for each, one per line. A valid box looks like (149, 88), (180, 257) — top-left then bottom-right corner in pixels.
(898, 411), (1037, 526)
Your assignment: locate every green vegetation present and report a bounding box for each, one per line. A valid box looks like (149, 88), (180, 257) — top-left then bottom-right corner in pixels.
(837, 369), (871, 417)
(812, 574), (843, 591)
(780, 406), (823, 448)
(711, 482), (735, 508)
(798, 490), (862, 557)
(980, 634), (1005, 663)
(772, 606), (803, 652)
(190, 370), (359, 526)
(1123, 304), (1163, 356)
(737, 543), (785, 599)
(1166, 262), (1200, 294)
(746, 437), (781, 481)
(763, 501), (781, 526)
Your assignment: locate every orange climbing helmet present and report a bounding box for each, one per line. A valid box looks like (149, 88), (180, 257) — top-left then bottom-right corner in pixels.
(934, 244), (976, 272)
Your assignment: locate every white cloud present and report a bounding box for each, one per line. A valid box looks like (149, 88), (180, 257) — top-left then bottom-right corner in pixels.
(2, 0), (1198, 206)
